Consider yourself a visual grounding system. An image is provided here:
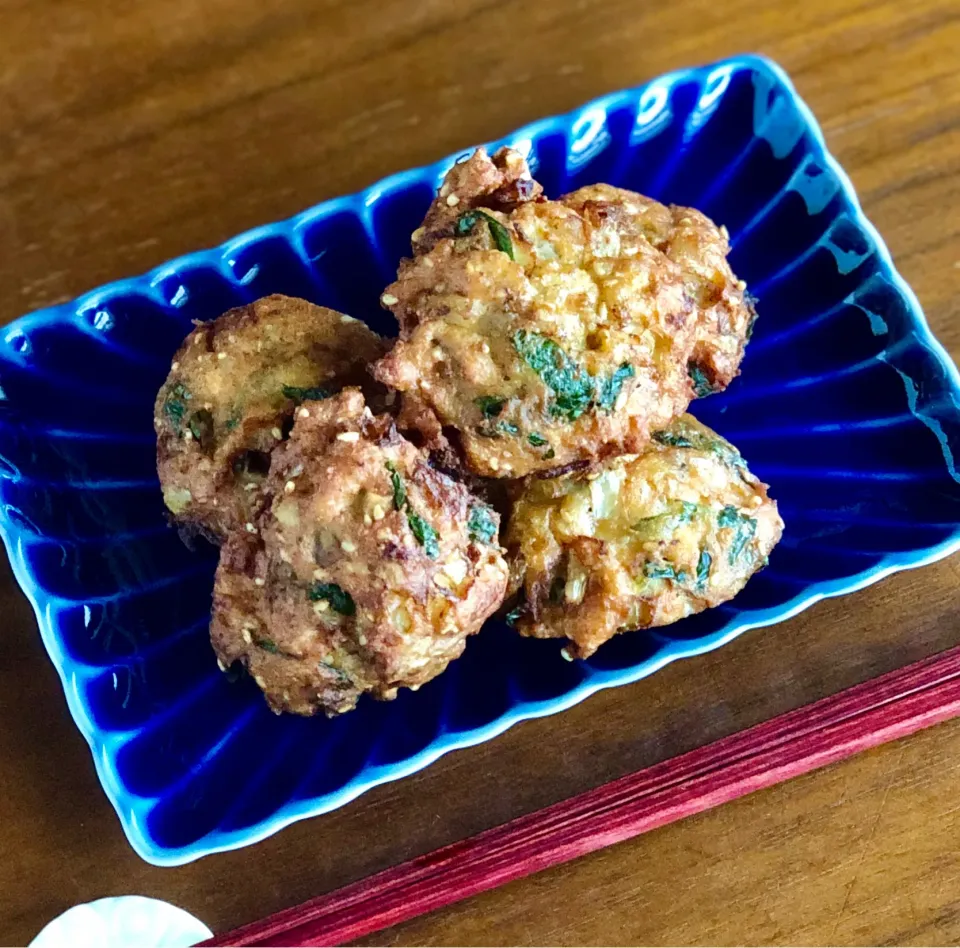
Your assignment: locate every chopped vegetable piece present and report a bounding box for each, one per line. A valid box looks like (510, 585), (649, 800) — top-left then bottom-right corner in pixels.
(643, 562), (687, 582)
(407, 511), (440, 558)
(308, 582), (356, 616)
(688, 361), (718, 397)
(475, 396), (506, 418)
(717, 505), (758, 563)
(188, 409), (215, 452)
(513, 330), (595, 421)
(283, 385), (330, 402)
(696, 550), (712, 589)
(528, 432), (549, 447)
(455, 210), (515, 260)
(596, 363), (635, 411)
(467, 505), (498, 544)
(385, 461), (406, 511)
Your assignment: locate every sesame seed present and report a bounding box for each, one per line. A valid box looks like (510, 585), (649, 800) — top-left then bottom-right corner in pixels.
(313, 601), (329, 614)
(357, 634), (367, 646)
(341, 539), (357, 553)
(245, 522), (257, 533)
(183, 430), (193, 442)
(446, 193), (460, 206)
(410, 683), (420, 692)
(720, 225), (729, 240)
(363, 514), (372, 526)
(217, 658), (227, 672)
(217, 352), (227, 360)
(337, 431), (360, 442)
(171, 361), (180, 370)
(242, 629), (253, 644)
(488, 458), (500, 471)
(372, 505), (385, 521)
(279, 550), (290, 562)
(244, 483), (258, 491)
(737, 279), (748, 290)
(253, 675), (266, 688)
(560, 647), (574, 662)
(423, 257), (435, 268)
(228, 334), (237, 343)
(411, 227), (425, 241)
(204, 402), (213, 410)
(432, 347), (445, 360)
(380, 293), (399, 306)
(481, 342), (491, 354)
(340, 314), (356, 323)
(254, 577), (265, 586)
(284, 480), (296, 494)
(313, 569), (324, 580)
(271, 427), (283, 440)
(299, 407), (310, 418)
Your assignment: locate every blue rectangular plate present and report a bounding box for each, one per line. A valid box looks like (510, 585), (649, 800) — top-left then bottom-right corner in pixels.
(2, 55), (959, 865)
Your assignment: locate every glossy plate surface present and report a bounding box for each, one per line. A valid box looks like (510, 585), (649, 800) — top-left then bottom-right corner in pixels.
(1, 55), (958, 865)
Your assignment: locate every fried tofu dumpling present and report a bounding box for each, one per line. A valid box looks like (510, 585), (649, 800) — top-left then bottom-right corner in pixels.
(155, 295), (388, 540)
(505, 414), (783, 658)
(374, 148), (755, 478)
(210, 389), (509, 716)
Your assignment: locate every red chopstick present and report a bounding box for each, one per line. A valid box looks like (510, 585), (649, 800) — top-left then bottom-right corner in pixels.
(201, 643), (960, 947)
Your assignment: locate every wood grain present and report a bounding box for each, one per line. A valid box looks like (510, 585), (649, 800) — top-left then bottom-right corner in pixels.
(0, 0), (958, 945)
(206, 647), (960, 946)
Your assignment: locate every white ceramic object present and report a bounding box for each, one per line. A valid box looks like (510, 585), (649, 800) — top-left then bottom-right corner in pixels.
(30, 896), (212, 948)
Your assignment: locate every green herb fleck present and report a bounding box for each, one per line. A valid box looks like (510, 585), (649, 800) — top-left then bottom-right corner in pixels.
(188, 409), (215, 452)
(513, 330), (595, 421)
(254, 635), (280, 654)
(696, 550), (712, 589)
(688, 362), (718, 398)
(596, 363), (635, 411)
(505, 603), (525, 626)
(652, 430), (696, 449)
(643, 562), (687, 582)
(528, 432), (549, 447)
(633, 501), (698, 533)
(477, 420), (520, 438)
(163, 382), (191, 431)
(468, 504), (498, 544)
(407, 511), (439, 558)
(225, 416), (240, 431)
(544, 448), (556, 460)
(385, 461), (406, 511)
(455, 210), (515, 260)
(475, 396), (506, 418)
(308, 582), (356, 616)
(717, 505), (757, 564)
(283, 384), (330, 402)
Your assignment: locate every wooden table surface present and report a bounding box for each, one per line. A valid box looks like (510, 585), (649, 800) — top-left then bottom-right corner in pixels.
(2, 1), (959, 945)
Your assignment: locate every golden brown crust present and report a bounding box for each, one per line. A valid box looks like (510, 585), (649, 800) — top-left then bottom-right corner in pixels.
(562, 184), (756, 392)
(373, 153), (696, 478)
(210, 389), (509, 716)
(154, 294), (388, 541)
(504, 414), (783, 658)
(412, 146), (543, 255)
(373, 149), (754, 480)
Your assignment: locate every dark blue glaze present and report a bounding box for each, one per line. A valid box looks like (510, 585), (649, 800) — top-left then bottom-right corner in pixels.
(1, 56), (957, 864)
